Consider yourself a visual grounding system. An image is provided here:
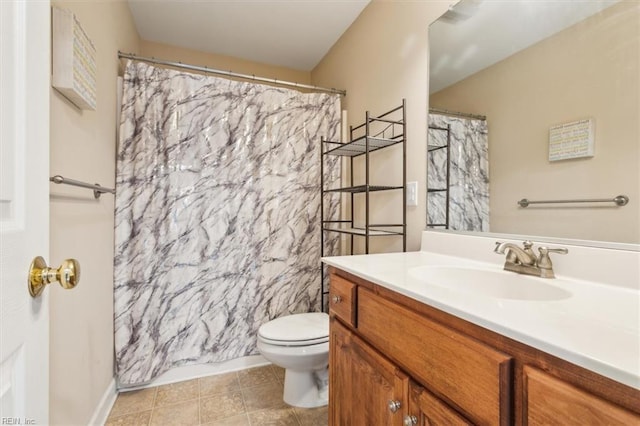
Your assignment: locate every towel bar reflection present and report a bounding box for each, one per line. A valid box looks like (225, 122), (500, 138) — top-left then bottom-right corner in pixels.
(518, 195), (629, 208)
(50, 175), (115, 199)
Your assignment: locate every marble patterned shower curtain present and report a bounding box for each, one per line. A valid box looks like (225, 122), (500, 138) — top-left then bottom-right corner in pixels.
(427, 114), (489, 231)
(114, 61), (341, 386)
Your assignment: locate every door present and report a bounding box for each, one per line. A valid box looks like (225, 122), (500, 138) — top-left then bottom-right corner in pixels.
(0, 1), (50, 423)
(407, 381), (472, 426)
(330, 318), (409, 425)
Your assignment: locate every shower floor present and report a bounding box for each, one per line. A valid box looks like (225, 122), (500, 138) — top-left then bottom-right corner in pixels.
(105, 364), (327, 425)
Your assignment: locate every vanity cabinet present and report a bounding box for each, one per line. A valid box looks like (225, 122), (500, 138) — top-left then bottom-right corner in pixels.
(329, 275), (357, 327)
(328, 267), (640, 425)
(357, 287), (511, 425)
(330, 317), (475, 426)
(330, 319), (409, 425)
(408, 381), (472, 425)
(523, 366), (640, 425)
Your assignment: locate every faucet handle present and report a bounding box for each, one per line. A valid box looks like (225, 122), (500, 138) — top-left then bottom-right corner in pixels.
(522, 240), (536, 259)
(537, 246), (568, 270)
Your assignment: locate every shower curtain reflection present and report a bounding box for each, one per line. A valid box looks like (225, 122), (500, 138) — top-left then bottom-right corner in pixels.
(427, 113), (489, 231)
(114, 61), (341, 386)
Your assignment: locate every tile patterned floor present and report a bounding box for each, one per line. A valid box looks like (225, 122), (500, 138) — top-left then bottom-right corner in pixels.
(105, 365), (327, 426)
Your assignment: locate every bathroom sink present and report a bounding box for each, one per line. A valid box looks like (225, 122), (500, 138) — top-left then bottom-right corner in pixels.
(408, 266), (572, 301)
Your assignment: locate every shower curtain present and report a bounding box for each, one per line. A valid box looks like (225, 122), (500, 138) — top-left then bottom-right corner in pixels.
(114, 61), (341, 386)
(427, 113), (489, 231)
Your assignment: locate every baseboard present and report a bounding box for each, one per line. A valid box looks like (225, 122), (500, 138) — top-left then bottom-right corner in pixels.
(118, 355), (269, 392)
(87, 377), (117, 425)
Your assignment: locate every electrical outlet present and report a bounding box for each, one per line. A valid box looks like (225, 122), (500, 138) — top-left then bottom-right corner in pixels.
(406, 181), (418, 206)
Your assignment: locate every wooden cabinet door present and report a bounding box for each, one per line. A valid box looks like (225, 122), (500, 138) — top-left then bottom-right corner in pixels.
(407, 381), (473, 426)
(523, 366), (640, 425)
(358, 287), (512, 425)
(330, 317), (409, 426)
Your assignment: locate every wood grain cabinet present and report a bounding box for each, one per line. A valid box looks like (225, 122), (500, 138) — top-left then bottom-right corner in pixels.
(328, 274), (356, 328)
(408, 381), (472, 426)
(523, 366), (640, 425)
(328, 269), (640, 426)
(330, 319), (409, 425)
(357, 287), (511, 425)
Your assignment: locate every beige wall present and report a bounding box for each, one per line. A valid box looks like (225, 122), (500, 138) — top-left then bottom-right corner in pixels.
(430, 1), (640, 243)
(49, 1), (139, 424)
(140, 39), (311, 85)
(49, 4), (326, 423)
(312, 0), (450, 252)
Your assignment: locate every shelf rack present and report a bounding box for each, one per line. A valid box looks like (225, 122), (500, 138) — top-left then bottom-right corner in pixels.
(320, 100), (407, 311)
(426, 124), (451, 229)
(323, 185), (403, 194)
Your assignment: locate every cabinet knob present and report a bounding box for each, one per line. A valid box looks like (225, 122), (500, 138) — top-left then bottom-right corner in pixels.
(404, 415), (418, 425)
(332, 295), (342, 304)
(388, 399), (401, 413)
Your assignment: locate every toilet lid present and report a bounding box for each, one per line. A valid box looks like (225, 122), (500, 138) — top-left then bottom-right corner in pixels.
(258, 312), (329, 346)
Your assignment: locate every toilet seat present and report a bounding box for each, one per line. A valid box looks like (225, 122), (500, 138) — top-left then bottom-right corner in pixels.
(259, 335), (328, 347)
(258, 312), (329, 347)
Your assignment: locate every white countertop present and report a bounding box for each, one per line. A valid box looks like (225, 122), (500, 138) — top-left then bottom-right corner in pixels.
(322, 249), (640, 390)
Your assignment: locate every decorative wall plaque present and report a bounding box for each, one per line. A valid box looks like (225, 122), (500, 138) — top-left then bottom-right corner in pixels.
(549, 118), (594, 161)
(52, 7), (97, 110)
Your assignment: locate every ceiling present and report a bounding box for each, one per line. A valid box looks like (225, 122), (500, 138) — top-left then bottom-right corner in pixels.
(429, 0), (620, 94)
(127, 0), (371, 72)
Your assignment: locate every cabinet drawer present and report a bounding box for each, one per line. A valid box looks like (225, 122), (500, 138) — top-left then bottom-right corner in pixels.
(523, 366), (640, 425)
(357, 288), (511, 425)
(329, 274), (356, 327)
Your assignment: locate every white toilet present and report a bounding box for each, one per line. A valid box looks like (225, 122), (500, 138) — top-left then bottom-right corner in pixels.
(257, 312), (329, 408)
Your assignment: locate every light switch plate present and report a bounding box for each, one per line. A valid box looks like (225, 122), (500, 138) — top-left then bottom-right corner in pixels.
(406, 181), (418, 206)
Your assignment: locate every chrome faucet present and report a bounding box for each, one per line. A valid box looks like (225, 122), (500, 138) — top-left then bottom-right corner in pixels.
(494, 240), (568, 278)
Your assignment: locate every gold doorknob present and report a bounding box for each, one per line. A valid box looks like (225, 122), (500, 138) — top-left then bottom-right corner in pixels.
(28, 256), (80, 297)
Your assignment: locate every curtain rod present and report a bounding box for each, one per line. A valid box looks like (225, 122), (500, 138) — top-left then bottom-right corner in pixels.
(429, 107), (486, 121)
(118, 52), (346, 96)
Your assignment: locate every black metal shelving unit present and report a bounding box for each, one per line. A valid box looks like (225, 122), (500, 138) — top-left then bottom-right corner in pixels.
(427, 124), (451, 229)
(320, 100), (407, 311)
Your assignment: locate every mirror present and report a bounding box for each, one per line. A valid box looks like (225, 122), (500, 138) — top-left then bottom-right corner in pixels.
(427, 0), (639, 244)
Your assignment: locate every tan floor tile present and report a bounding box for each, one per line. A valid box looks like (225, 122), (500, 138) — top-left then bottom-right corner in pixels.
(238, 365), (278, 388)
(200, 392), (246, 423)
(270, 365), (285, 383)
(248, 406), (299, 426)
(149, 399), (199, 426)
(200, 372), (240, 397)
(105, 410), (152, 426)
(242, 381), (286, 412)
(155, 378), (199, 407)
(294, 405), (328, 426)
(202, 413), (250, 426)
(109, 388), (157, 417)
